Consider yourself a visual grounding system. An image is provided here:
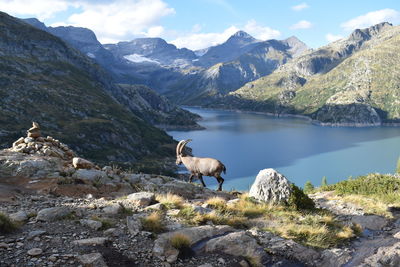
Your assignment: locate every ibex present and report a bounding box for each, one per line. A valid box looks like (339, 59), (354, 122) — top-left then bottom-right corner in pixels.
(176, 139), (226, 191)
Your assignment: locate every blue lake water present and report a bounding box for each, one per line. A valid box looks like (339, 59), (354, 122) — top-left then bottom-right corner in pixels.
(168, 107), (400, 191)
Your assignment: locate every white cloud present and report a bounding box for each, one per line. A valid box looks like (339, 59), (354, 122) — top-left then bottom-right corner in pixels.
(341, 9), (400, 31)
(171, 26), (239, 51)
(0, 0), (71, 20)
(243, 20), (281, 40)
(291, 2), (309, 11)
(146, 26), (165, 37)
(0, 0), (175, 43)
(67, 0), (175, 43)
(325, 33), (343, 42)
(290, 20), (313, 30)
(170, 20), (280, 50)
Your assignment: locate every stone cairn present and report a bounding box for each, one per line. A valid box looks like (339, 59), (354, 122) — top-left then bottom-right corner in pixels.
(9, 122), (76, 160)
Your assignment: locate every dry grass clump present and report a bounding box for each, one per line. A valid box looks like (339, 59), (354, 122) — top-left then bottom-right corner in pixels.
(205, 197), (227, 210)
(156, 193), (184, 209)
(141, 212), (165, 233)
(328, 194), (393, 218)
(227, 194), (269, 218)
(170, 233), (191, 250)
(264, 212), (358, 248)
(0, 213), (18, 234)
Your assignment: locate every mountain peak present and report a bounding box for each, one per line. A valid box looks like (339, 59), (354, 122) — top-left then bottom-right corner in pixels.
(349, 22), (393, 41)
(231, 30), (254, 39)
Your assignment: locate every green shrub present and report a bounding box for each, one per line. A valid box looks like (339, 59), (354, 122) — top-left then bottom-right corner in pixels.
(396, 157), (400, 174)
(321, 176), (328, 187)
(0, 213), (18, 233)
(323, 173), (400, 203)
(288, 184), (315, 210)
(304, 181), (315, 194)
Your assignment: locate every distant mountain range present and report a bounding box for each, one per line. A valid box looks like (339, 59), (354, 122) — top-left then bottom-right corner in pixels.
(13, 14), (400, 131)
(221, 22), (400, 126)
(23, 18), (308, 104)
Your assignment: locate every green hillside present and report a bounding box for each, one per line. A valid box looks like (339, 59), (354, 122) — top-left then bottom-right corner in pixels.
(0, 12), (174, 166)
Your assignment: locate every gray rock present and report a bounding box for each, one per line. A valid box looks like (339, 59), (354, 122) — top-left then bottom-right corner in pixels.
(103, 228), (121, 237)
(73, 237), (109, 246)
(36, 207), (70, 222)
(127, 192), (155, 207)
(394, 231), (400, 239)
(77, 252), (108, 267)
(9, 211), (28, 222)
(192, 205), (213, 215)
(72, 157), (95, 169)
(249, 168), (293, 204)
(27, 248), (43, 256)
(125, 173), (142, 184)
(153, 225), (234, 263)
(27, 230), (47, 240)
(319, 248), (353, 267)
(249, 229), (320, 266)
(73, 169), (108, 183)
(351, 215), (388, 231)
(361, 241), (400, 266)
(145, 203), (166, 211)
(204, 231), (266, 266)
(127, 214), (143, 235)
(80, 219), (102, 231)
(103, 204), (121, 215)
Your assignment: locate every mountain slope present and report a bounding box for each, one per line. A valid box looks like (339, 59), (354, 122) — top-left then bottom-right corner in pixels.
(104, 38), (197, 67)
(195, 31), (261, 67)
(166, 35), (308, 104)
(0, 11), (175, 165)
(22, 18), (200, 129)
(226, 23), (400, 125)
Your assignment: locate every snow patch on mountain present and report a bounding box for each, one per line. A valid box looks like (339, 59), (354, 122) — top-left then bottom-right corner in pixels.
(124, 54), (160, 64)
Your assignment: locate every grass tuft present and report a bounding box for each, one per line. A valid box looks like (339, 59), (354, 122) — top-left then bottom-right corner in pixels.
(156, 193), (184, 209)
(205, 197), (227, 211)
(0, 213), (18, 234)
(170, 233), (191, 250)
(141, 212), (165, 233)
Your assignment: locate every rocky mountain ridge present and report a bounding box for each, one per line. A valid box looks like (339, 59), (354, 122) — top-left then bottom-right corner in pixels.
(215, 22), (400, 126)
(23, 16), (309, 106)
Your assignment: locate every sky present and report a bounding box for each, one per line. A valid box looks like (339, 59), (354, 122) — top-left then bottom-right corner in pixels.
(1, 0), (400, 50)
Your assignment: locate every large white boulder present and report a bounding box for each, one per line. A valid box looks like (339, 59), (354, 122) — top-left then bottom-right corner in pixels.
(249, 168), (293, 204)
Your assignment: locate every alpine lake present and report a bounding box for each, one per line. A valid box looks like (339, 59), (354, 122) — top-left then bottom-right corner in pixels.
(168, 107), (400, 191)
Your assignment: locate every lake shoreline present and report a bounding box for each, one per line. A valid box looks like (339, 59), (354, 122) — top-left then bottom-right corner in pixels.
(183, 105), (400, 128)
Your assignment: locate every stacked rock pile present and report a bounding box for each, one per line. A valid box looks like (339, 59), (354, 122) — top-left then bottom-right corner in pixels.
(8, 122), (75, 160)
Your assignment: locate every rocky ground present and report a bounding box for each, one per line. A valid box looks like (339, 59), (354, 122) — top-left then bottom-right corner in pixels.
(1, 126), (400, 267)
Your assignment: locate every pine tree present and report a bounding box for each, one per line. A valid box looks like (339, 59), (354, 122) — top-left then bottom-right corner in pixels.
(396, 157), (400, 174)
(304, 180), (315, 194)
(321, 176), (328, 187)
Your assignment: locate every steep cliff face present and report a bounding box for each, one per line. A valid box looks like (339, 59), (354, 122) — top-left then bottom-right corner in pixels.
(0, 12), (175, 164)
(228, 23), (400, 126)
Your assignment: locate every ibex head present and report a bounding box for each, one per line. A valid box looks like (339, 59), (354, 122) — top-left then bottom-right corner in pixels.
(175, 139), (192, 165)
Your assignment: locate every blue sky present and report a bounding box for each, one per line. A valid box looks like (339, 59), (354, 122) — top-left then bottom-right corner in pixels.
(1, 0), (399, 50)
